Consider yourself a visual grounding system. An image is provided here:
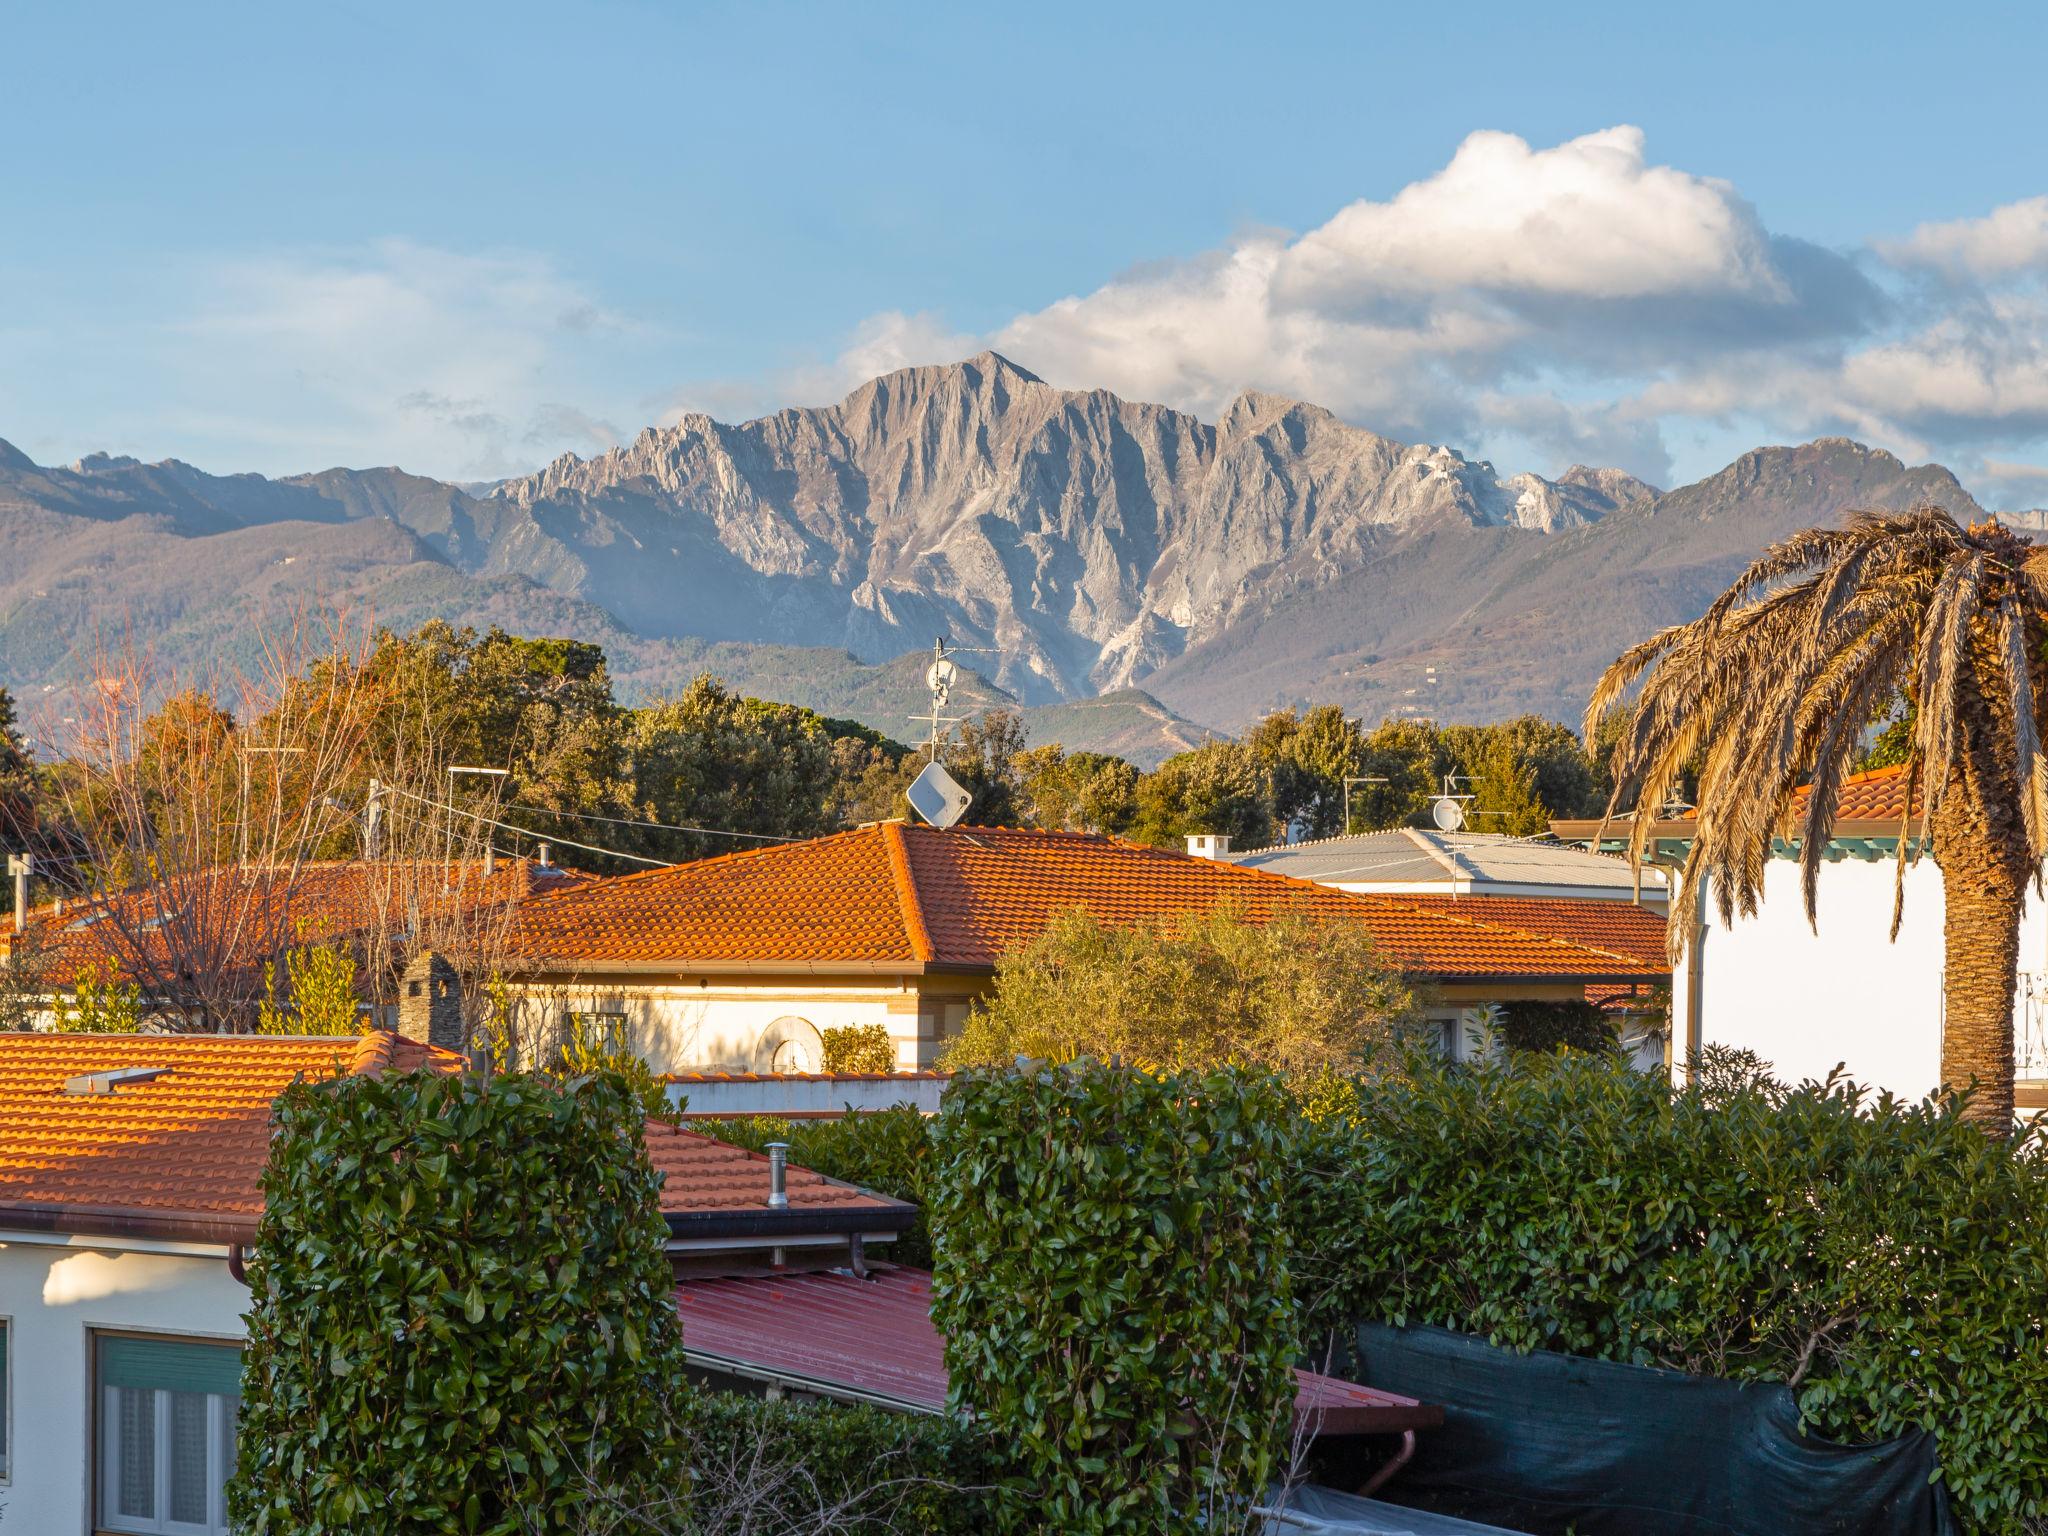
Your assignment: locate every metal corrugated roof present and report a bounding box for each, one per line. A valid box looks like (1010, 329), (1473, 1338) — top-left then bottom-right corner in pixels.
(675, 1264), (1442, 1435)
(1232, 829), (1667, 894)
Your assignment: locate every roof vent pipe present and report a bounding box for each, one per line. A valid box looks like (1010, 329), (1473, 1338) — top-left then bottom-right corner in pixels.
(765, 1142), (789, 1209)
(536, 841), (552, 870)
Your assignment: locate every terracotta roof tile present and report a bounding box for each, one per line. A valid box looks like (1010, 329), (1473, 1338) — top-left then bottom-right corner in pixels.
(0, 1032), (898, 1241)
(512, 823), (1668, 984)
(8, 858), (589, 992)
(0, 1032), (461, 1231)
(1391, 895), (1670, 969)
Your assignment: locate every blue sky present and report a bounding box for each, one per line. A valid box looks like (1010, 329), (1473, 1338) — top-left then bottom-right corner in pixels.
(6, 0), (2048, 499)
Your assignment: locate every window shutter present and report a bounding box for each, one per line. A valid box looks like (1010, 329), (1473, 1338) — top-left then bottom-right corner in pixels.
(99, 1336), (243, 1398)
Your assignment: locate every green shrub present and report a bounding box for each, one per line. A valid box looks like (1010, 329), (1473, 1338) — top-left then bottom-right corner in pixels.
(255, 938), (361, 1035)
(55, 957), (142, 1032)
(1493, 998), (1618, 1055)
(713, 1105), (935, 1268)
(821, 1022), (897, 1073)
(929, 1061), (1298, 1535)
(229, 1070), (689, 1535)
(945, 901), (1416, 1076)
(1286, 1052), (2048, 1532)
(682, 1392), (994, 1534)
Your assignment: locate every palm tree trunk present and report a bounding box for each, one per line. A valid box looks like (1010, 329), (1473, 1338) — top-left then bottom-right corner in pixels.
(1933, 797), (2024, 1135)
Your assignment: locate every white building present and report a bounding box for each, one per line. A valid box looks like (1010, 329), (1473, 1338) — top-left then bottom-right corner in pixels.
(1555, 764), (2048, 1118)
(0, 1029), (911, 1534)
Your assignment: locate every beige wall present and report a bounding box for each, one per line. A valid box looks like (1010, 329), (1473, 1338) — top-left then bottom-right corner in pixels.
(513, 970), (991, 1074)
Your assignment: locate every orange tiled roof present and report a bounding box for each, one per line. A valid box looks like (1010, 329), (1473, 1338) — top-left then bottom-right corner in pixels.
(0, 1031), (902, 1243)
(0, 1031), (460, 1241)
(1667, 764), (1916, 829)
(1392, 894), (1670, 969)
(512, 823), (1668, 984)
(9, 858), (588, 993)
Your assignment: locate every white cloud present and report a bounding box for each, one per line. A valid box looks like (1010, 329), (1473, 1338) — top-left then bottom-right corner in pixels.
(162, 240), (634, 478)
(768, 127), (2048, 498)
(1276, 126), (1784, 306)
(1880, 196), (2048, 282)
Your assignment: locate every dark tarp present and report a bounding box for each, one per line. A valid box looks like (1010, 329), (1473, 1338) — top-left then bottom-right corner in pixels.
(1350, 1324), (1957, 1536)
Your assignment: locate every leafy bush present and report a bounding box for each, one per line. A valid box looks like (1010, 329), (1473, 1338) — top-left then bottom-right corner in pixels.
(946, 901), (1417, 1076)
(1287, 1052), (2048, 1532)
(1493, 998), (1618, 1055)
(821, 1022), (896, 1074)
(713, 1105), (935, 1268)
(929, 1061), (1298, 1534)
(229, 1070), (689, 1534)
(55, 957), (142, 1032)
(255, 938), (361, 1035)
(682, 1393), (994, 1534)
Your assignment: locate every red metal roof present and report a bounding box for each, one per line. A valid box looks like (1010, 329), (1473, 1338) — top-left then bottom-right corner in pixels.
(674, 1264), (1441, 1435)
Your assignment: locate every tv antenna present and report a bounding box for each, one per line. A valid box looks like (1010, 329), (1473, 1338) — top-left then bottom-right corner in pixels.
(1429, 773), (1476, 833)
(907, 635), (997, 762)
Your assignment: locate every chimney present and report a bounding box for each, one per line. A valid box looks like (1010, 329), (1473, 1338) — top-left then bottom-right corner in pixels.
(483, 844), (496, 879)
(1184, 834), (1232, 861)
(8, 854), (29, 934)
(765, 1142), (789, 1209)
(536, 841), (552, 870)
(397, 949), (465, 1053)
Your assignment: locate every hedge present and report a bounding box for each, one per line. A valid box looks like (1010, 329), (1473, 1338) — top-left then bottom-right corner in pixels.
(712, 1104), (936, 1267)
(929, 1061), (1298, 1535)
(1287, 1052), (2048, 1532)
(229, 1070), (689, 1535)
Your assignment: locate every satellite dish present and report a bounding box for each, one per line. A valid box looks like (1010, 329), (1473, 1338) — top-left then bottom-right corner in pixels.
(1430, 796), (1465, 832)
(926, 658), (959, 693)
(906, 760), (973, 829)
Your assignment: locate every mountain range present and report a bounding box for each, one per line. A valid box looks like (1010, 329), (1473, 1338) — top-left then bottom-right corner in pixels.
(0, 353), (2007, 764)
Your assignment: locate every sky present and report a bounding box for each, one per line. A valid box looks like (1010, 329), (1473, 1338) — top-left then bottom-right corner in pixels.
(6, 0), (2048, 502)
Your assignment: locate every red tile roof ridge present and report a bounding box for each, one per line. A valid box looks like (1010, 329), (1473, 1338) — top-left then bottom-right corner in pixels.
(881, 822), (935, 964)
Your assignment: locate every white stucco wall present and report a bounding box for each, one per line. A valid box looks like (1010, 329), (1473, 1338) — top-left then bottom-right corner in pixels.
(513, 975), (982, 1076)
(0, 1235), (248, 1534)
(1676, 855), (2048, 1102)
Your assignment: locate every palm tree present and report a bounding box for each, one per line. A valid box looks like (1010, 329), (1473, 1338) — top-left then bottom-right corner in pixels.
(1590, 506), (2048, 1133)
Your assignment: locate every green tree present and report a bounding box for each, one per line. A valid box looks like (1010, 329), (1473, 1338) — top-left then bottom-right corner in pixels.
(1245, 705), (1371, 839)
(946, 901), (1416, 1077)
(0, 684), (36, 846)
(1351, 718), (1448, 830)
(1015, 743), (1140, 833)
(1444, 714), (1600, 831)
(1127, 740), (1273, 848)
(940, 709), (1029, 827)
(625, 675), (841, 858)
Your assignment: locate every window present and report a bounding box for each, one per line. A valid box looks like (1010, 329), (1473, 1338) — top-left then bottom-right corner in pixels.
(95, 1334), (242, 1536)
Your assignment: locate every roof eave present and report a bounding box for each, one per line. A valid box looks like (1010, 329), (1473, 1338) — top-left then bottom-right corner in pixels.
(0, 1201), (258, 1247)
(510, 957), (948, 978)
(664, 1203), (918, 1242)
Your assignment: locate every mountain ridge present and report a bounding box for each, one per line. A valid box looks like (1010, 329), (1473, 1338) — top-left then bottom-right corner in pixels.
(0, 355), (1998, 743)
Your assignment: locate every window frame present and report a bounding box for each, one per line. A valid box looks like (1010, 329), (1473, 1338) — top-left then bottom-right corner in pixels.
(0, 1313), (10, 1484)
(90, 1328), (242, 1536)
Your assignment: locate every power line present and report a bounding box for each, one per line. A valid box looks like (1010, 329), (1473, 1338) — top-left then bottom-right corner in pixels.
(501, 801), (788, 844)
(377, 784), (677, 870)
